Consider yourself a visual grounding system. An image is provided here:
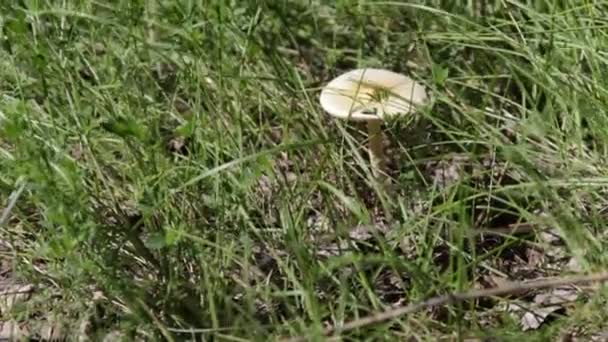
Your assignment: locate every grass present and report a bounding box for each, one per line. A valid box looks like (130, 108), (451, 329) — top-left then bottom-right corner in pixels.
(2, 0), (608, 340)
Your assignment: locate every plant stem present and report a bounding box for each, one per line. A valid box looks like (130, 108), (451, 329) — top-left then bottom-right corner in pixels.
(367, 119), (386, 179)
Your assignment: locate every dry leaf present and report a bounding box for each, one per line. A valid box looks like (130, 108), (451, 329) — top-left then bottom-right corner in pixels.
(517, 287), (577, 331)
(0, 320), (28, 340)
(103, 330), (125, 342)
(269, 126), (283, 143)
(374, 270), (406, 305)
(534, 287), (578, 306)
(70, 143), (84, 160)
(256, 175), (274, 199)
(0, 283), (34, 314)
(276, 152), (294, 172)
(167, 136), (186, 154)
(92, 291), (105, 301)
(428, 158), (464, 188)
(39, 319), (65, 341)
(521, 305), (562, 331)
(567, 258), (584, 273)
(173, 98), (191, 114)
(539, 228), (563, 245)
(283, 171), (297, 184)
(590, 330), (608, 342)
(398, 235), (416, 258)
(92, 42), (106, 55)
(306, 213), (330, 234)
(526, 247), (545, 268)
(315, 241), (349, 258)
(78, 317), (92, 342)
(0, 259), (11, 279)
(348, 225), (374, 241)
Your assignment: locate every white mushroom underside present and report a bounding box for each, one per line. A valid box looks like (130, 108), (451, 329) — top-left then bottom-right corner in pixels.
(319, 68), (428, 121)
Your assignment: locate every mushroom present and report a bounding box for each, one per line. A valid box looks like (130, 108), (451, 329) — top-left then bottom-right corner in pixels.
(319, 68), (428, 179)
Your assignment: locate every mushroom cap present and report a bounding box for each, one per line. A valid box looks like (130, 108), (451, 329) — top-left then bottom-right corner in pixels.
(319, 68), (428, 121)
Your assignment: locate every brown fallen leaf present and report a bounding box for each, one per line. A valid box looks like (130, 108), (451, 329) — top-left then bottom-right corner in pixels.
(0, 259), (11, 279)
(167, 136), (187, 155)
(567, 258), (584, 273)
(534, 287), (579, 306)
(590, 330), (608, 342)
(539, 228), (563, 245)
(69, 143), (85, 161)
(103, 330), (125, 342)
(526, 247), (545, 268)
(280, 272), (608, 342)
(315, 241), (350, 258)
(427, 157), (466, 188)
(92, 42), (105, 56)
(521, 305), (562, 331)
(78, 317), (91, 342)
(269, 126), (283, 143)
(374, 270), (406, 305)
(38, 318), (65, 341)
(0, 283), (34, 315)
(519, 287), (578, 331)
(349, 223), (390, 241)
(348, 224), (374, 241)
(173, 98), (191, 114)
(306, 212), (331, 235)
(152, 62), (178, 93)
(0, 320), (29, 340)
(276, 152), (294, 174)
(78, 65), (97, 84)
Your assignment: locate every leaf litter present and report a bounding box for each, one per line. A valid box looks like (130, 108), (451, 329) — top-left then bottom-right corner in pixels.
(289, 151), (608, 338)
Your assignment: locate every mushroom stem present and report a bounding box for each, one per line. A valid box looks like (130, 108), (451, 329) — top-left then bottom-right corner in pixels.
(366, 119), (386, 179)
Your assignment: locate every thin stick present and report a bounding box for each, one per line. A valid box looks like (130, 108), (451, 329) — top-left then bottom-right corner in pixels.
(281, 272), (608, 342)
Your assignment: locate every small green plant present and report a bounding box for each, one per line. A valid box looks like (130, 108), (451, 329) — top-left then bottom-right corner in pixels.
(1, 1), (607, 341)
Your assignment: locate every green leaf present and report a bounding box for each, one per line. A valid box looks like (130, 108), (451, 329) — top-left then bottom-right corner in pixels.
(101, 117), (148, 141)
(165, 229), (181, 246)
(6, 15), (29, 36)
(432, 65), (449, 87)
(1, 118), (25, 140)
(146, 233), (166, 250)
(175, 118), (196, 138)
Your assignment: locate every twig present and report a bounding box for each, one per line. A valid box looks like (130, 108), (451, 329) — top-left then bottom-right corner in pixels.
(281, 272), (608, 342)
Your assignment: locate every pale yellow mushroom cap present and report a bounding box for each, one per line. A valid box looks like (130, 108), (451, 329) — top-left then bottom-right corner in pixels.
(319, 68), (428, 121)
